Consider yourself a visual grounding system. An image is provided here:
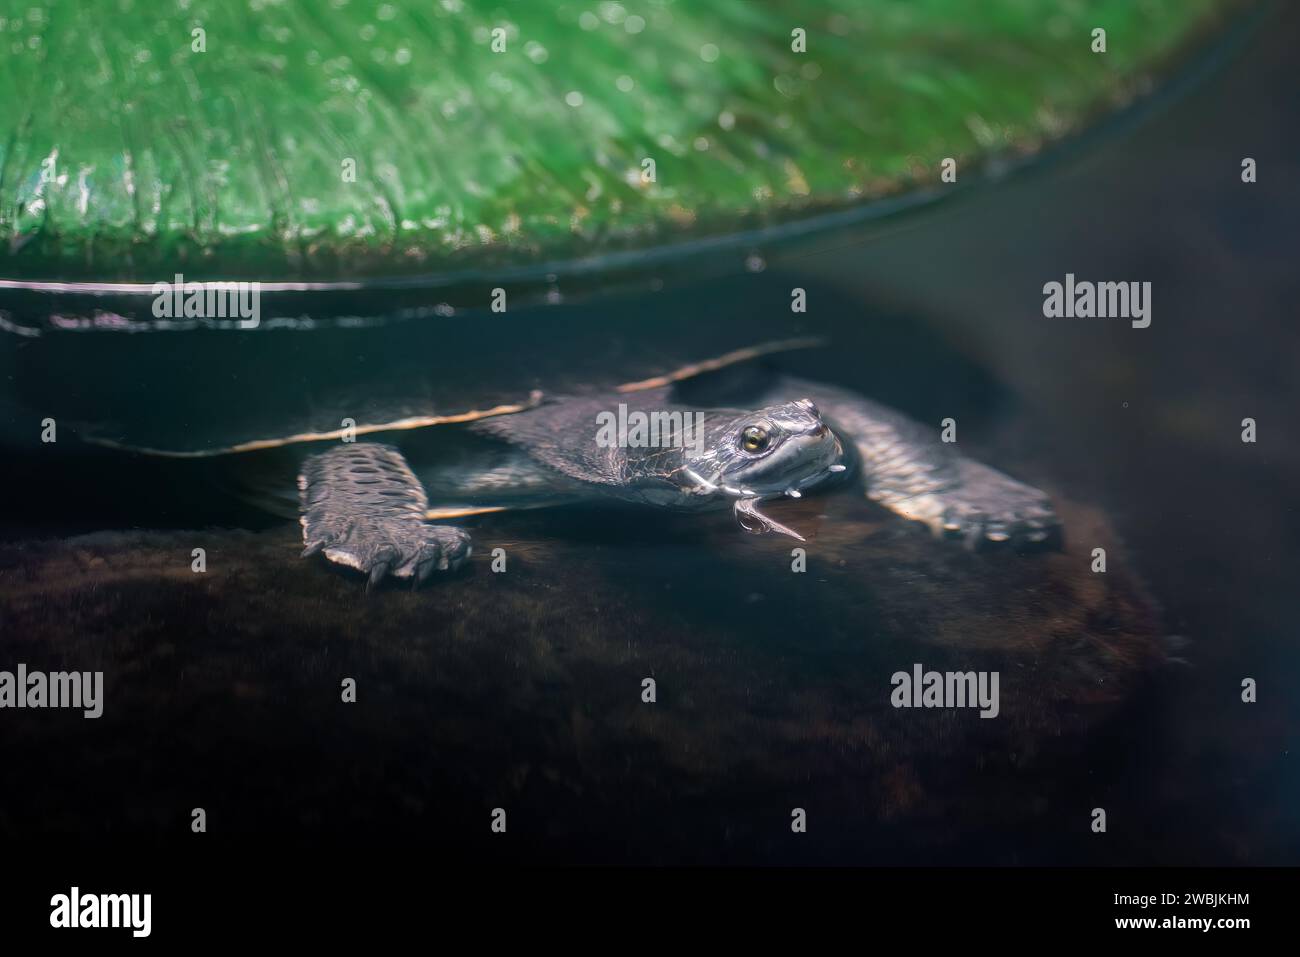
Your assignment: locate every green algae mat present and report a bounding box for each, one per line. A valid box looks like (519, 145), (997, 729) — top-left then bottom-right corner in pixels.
(0, 0), (1235, 281)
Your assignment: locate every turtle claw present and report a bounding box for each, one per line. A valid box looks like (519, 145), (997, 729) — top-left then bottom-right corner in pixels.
(362, 545), (398, 591)
(301, 537), (331, 558)
(367, 559), (393, 592)
(413, 542), (450, 585)
(734, 497), (806, 542)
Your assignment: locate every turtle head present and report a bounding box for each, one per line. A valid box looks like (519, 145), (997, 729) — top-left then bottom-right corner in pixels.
(687, 398), (844, 500)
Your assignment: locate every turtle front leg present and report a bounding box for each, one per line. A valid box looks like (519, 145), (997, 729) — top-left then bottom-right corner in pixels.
(759, 377), (1060, 549)
(880, 458), (1060, 549)
(299, 443), (472, 588)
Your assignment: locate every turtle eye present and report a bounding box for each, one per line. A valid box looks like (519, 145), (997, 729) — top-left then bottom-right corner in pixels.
(741, 425), (770, 454)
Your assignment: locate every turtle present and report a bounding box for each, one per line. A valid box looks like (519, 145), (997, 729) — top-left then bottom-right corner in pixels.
(95, 340), (1059, 588)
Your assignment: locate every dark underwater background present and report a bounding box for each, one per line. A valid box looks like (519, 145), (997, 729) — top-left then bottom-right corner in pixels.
(0, 3), (1295, 865)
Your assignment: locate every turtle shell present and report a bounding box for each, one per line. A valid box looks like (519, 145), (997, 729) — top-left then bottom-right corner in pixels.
(2, 275), (830, 454)
(0, 0), (1239, 293)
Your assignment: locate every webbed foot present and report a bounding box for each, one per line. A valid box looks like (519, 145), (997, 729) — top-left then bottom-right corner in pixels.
(299, 443), (473, 587)
(302, 520), (472, 588)
(893, 459), (1060, 549)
